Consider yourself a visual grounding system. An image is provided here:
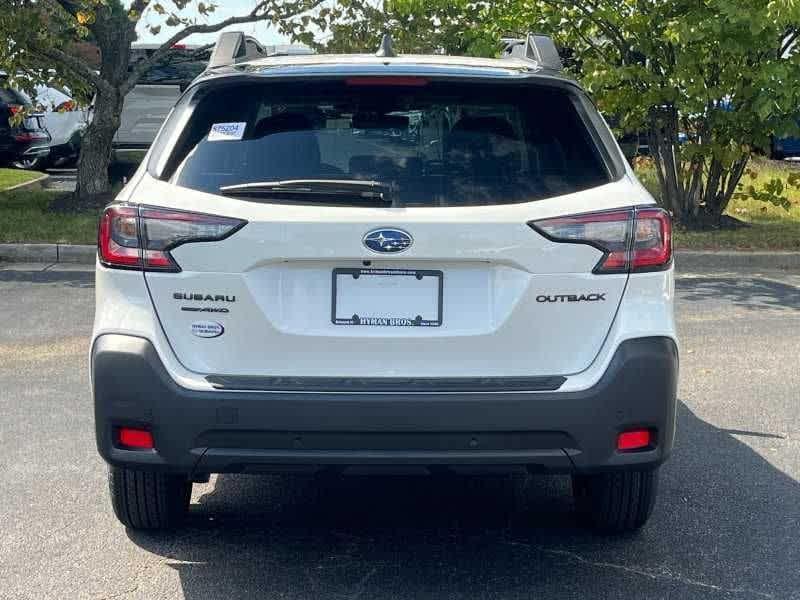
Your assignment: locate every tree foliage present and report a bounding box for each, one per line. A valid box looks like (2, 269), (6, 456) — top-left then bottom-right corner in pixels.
(316, 0), (800, 226)
(0, 0), (324, 203)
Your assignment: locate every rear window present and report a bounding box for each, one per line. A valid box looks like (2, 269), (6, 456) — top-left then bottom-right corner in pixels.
(161, 80), (612, 206)
(0, 87), (29, 106)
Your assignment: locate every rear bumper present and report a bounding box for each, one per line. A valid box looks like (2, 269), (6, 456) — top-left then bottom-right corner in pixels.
(0, 141), (49, 162)
(93, 335), (678, 476)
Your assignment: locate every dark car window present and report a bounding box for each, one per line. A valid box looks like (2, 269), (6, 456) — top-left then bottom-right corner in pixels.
(161, 80), (612, 207)
(0, 87), (30, 106)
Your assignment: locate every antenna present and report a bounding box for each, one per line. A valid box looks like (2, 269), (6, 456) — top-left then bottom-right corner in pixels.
(375, 34), (396, 58)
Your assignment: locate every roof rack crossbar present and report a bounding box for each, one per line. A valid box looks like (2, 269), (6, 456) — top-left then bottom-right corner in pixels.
(208, 31), (267, 68)
(501, 34), (563, 71)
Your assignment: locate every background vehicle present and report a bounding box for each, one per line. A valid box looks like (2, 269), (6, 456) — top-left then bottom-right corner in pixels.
(0, 83), (50, 169)
(771, 124), (800, 159)
(93, 33), (677, 534)
(1, 74), (88, 169)
(113, 53), (208, 164)
(113, 44), (314, 165)
(27, 84), (88, 167)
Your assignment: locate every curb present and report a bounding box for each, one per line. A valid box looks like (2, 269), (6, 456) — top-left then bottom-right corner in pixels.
(675, 250), (800, 271)
(0, 243), (95, 264)
(1, 245), (799, 270)
(1, 173), (50, 193)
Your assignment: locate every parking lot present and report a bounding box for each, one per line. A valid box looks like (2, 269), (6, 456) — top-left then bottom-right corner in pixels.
(1, 264), (798, 600)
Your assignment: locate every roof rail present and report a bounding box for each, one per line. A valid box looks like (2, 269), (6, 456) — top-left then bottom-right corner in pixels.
(501, 34), (563, 71)
(208, 31), (268, 68)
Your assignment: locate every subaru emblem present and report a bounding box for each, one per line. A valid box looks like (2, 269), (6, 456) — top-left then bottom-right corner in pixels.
(363, 228), (413, 253)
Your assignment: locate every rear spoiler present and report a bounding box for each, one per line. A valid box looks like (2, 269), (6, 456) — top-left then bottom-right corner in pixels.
(501, 34), (563, 71)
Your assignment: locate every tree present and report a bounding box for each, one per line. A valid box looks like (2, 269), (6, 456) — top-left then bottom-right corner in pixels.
(0, 0), (323, 205)
(301, 0), (494, 56)
(314, 0), (800, 227)
(514, 0), (800, 226)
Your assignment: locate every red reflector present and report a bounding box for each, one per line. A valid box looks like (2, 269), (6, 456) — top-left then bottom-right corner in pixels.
(617, 430), (652, 451)
(345, 76), (429, 87)
(118, 428), (154, 449)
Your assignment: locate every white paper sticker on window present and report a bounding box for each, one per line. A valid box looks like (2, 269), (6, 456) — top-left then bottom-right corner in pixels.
(208, 122), (247, 142)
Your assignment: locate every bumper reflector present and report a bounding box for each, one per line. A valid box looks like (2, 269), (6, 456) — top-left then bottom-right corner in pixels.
(617, 429), (652, 451)
(118, 428), (154, 450)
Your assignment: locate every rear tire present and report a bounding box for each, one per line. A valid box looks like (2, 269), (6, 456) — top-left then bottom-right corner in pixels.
(11, 156), (45, 170)
(108, 466), (191, 530)
(572, 468), (659, 533)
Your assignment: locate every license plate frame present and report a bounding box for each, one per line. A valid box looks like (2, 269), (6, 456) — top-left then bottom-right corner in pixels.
(331, 267), (443, 327)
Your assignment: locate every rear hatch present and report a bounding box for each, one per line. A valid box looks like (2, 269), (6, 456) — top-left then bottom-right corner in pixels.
(118, 77), (648, 380)
(0, 86), (49, 152)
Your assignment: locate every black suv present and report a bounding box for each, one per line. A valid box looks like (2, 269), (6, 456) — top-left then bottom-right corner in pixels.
(0, 85), (50, 168)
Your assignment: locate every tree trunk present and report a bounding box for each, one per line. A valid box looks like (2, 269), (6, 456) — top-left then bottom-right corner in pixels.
(74, 89), (123, 203)
(647, 107), (684, 218)
(70, 2), (137, 207)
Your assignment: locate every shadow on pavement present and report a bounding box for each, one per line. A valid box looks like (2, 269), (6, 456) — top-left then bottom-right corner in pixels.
(675, 276), (800, 310)
(128, 403), (799, 599)
(0, 269), (94, 288)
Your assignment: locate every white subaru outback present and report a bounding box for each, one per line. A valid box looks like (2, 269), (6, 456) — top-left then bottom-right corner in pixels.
(92, 33), (677, 533)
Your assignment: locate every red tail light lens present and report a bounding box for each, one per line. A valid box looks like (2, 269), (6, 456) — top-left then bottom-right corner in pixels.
(8, 104), (24, 116)
(530, 207), (672, 274)
(98, 205), (246, 272)
(98, 206), (141, 268)
(55, 100), (76, 112)
(631, 208), (672, 270)
(13, 132), (48, 142)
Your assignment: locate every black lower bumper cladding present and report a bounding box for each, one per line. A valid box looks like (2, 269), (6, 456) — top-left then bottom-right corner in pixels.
(93, 335), (678, 476)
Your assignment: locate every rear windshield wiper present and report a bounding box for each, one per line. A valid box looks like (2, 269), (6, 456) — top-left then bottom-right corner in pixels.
(219, 179), (393, 202)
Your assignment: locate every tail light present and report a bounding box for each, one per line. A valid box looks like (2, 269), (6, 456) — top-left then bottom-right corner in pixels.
(529, 207), (672, 274)
(98, 205), (246, 272)
(7, 104), (24, 116)
(13, 132), (48, 142)
(55, 100), (76, 112)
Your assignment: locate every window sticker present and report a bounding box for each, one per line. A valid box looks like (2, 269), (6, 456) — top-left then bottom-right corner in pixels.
(208, 122), (247, 142)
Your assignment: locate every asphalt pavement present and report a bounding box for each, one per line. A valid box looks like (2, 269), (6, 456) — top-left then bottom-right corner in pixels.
(0, 264), (798, 600)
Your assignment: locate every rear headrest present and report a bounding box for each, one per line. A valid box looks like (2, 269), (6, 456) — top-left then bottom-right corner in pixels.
(252, 112), (320, 172)
(253, 112), (316, 137)
(450, 116), (517, 140)
(446, 116), (521, 177)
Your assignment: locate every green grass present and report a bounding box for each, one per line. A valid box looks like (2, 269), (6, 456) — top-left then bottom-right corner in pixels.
(635, 158), (800, 250)
(0, 168), (44, 191)
(1, 161), (798, 249)
(0, 189), (99, 244)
